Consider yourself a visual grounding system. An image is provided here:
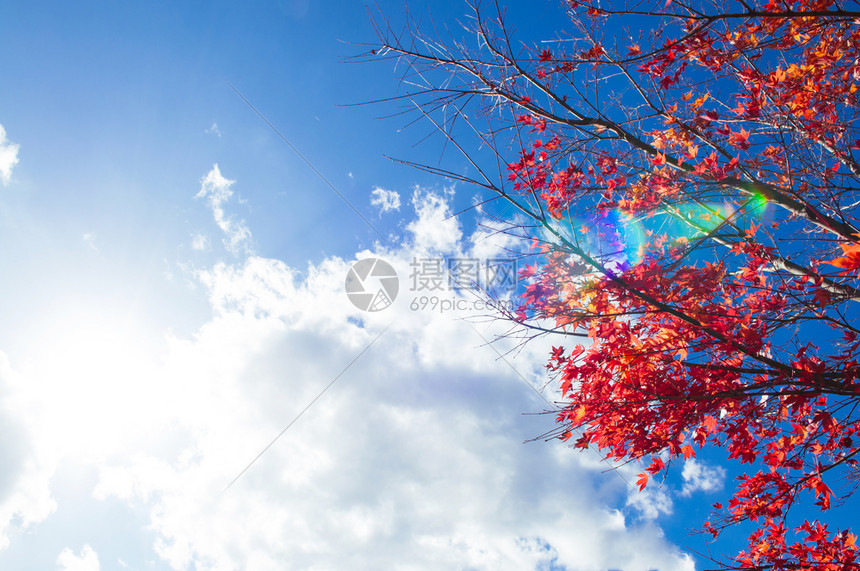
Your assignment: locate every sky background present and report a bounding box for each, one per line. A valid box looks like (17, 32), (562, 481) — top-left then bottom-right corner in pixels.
(0, 1), (735, 569)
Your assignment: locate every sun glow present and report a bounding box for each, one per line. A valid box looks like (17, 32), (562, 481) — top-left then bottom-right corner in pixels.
(23, 303), (160, 457)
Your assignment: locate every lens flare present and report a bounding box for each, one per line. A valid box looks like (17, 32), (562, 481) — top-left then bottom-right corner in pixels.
(546, 209), (646, 274)
(747, 191), (770, 219)
(670, 195), (769, 239)
(537, 194), (771, 287)
(672, 202), (737, 238)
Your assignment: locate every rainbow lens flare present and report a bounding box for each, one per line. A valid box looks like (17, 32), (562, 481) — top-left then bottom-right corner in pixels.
(546, 209), (646, 274)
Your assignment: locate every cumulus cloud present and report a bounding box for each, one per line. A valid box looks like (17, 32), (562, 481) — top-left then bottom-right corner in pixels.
(370, 186), (401, 214)
(0, 124), (20, 185)
(92, 249), (693, 570)
(195, 164), (252, 255)
(627, 483), (674, 521)
(0, 169), (696, 571)
(406, 187), (461, 253)
(93, 184), (693, 570)
(57, 545), (100, 571)
(680, 458), (726, 496)
(0, 354), (56, 550)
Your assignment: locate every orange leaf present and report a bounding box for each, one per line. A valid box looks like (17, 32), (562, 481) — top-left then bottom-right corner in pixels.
(691, 93), (709, 111)
(828, 237), (860, 271)
(681, 445), (695, 460)
(703, 415), (717, 434)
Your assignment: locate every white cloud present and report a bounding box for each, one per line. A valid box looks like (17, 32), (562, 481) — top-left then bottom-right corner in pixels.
(191, 233), (209, 251)
(370, 186), (401, 213)
(627, 484), (674, 521)
(57, 545), (100, 571)
(82, 233), (98, 252)
(624, 457), (726, 518)
(195, 164), (252, 255)
(0, 353), (57, 550)
(406, 187), (461, 253)
(0, 175), (695, 571)
(0, 124), (20, 186)
(680, 458), (726, 496)
(91, 248), (693, 570)
(205, 122), (221, 138)
(94, 185), (692, 570)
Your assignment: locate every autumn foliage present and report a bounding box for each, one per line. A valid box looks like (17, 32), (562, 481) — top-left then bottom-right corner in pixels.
(374, 0), (860, 568)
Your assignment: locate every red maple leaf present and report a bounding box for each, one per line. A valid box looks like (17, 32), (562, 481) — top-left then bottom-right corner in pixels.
(730, 127), (751, 150)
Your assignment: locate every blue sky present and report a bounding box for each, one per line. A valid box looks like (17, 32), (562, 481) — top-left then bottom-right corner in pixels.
(0, 1), (735, 569)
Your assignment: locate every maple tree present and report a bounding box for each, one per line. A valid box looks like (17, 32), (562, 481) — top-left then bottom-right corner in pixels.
(371, 0), (860, 569)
